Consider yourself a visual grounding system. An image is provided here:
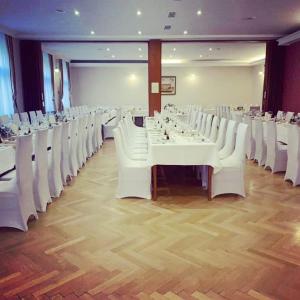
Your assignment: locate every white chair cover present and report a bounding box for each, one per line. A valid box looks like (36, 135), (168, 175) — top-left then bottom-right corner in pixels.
(265, 121), (287, 173)
(61, 121), (72, 185)
(33, 129), (52, 212)
(215, 118), (227, 151)
(254, 119), (267, 166)
(204, 114), (213, 138)
(208, 116), (219, 143)
(12, 113), (21, 126)
(69, 119), (79, 176)
(20, 112), (30, 123)
(212, 123), (248, 198)
(29, 111), (37, 124)
(48, 124), (63, 197)
(200, 113), (207, 135)
(284, 125), (300, 186)
(244, 116), (255, 160)
(0, 134), (38, 231)
(113, 128), (151, 199)
(285, 112), (294, 123)
(218, 120), (237, 159)
(86, 114), (94, 158)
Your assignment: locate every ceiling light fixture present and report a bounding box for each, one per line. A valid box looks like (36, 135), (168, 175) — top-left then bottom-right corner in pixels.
(138, 47), (142, 51)
(197, 10), (202, 16)
(139, 54), (143, 58)
(106, 47), (110, 51)
(74, 9), (80, 16)
(137, 10), (142, 16)
(183, 30), (188, 35)
(138, 30), (142, 35)
(199, 54), (203, 58)
(209, 48), (213, 51)
(173, 48), (176, 51)
(162, 59), (183, 64)
(55, 9), (65, 14)
(112, 54), (115, 58)
(90, 30), (95, 35)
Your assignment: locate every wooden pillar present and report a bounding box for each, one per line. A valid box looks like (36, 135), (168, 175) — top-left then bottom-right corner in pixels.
(148, 40), (162, 116)
(20, 40), (44, 112)
(262, 40), (285, 114)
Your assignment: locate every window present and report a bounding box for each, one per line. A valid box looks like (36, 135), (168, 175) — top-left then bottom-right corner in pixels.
(42, 52), (55, 112)
(62, 61), (71, 109)
(0, 33), (14, 115)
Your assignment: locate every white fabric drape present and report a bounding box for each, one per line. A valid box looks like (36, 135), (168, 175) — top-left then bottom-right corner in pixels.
(42, 52), (55, 112)
(62, 61), (70, 109)
(0, 33), (14, 115)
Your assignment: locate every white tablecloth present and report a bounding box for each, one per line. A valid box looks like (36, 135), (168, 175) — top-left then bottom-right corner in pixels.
(146, 118), (222, 173)
(0, 146), (15, 174)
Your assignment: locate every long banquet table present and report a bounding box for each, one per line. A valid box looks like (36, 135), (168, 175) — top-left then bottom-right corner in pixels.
(146, 117), (222, 200)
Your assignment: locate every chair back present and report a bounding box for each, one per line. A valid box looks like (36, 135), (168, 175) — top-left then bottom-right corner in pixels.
(195, 111), (203, 131)
(220, 120), (237, 157)
(215, 118), (227, 150)
(204, 114), (213, 138)
(266, 121), (277, 159)
(209, 116), (219, 142)
(230, 123), (248, 161)
(254, 119), (264, 147)
(12, 113), (21, 125)
(200, 113), (207, 135)
(36, 110), (44, 122)
(29, 111), (37, 124)
(113, 128), (131, 166)
(287, 125), (300, 163)
(16, 134), (33, 195)
(20, 112), (29, 123)
(61, 121), (71, 182)
(286, 111), (294, 123)
(276, 110), (283, 120)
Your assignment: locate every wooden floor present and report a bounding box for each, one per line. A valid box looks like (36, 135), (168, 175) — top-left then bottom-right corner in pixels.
(1, 140), (300, 299)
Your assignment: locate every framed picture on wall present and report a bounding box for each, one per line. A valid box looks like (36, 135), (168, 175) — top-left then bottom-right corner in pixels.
(161, 76), (176, 95)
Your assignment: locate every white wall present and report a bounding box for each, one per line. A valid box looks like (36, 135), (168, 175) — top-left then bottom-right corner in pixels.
(70, 64), (264, 109)
(251, 63), (265, 105)
(70, 65), (148, 108)
(162, 66), (258, 108)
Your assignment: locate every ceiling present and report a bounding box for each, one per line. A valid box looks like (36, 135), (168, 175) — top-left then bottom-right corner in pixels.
(0, 0), (300, 40)
(43, 41), (266, 66)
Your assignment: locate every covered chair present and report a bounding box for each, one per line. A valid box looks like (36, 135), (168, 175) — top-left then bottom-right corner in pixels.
(0, 134), (38, 231)
(208, 116), (219, 142)
(284, 125), (300, 186)
(265, 121), (287, 173)
(69, 119), (79, 176)
(244, 116), (255, 160)
(254, 119), (267, 166)
(215, 118), (227, 151)
(60, 121), (72, 185)
(218, 120), (237, 159)
(33, 129), (52, 212)
(113, 128), (151, 199)
(48, 124), (63, 198)
(20, 112), (30, 123)
(212, 123), (248, 198)
(204, 114), (213, 138)
(285, 112), (294, 123)
(200, 113), (207, 135)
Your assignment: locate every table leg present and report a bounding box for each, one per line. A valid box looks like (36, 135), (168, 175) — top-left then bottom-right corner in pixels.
(152, 165), (157, 201)
(208, 166), (213, 201)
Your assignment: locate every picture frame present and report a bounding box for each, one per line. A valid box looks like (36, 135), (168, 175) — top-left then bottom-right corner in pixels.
(161, 76), (176, 95)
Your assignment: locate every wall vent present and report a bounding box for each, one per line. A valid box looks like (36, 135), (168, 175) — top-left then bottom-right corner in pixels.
(164, 25), (172, 30)
(168, 12), (176, 18)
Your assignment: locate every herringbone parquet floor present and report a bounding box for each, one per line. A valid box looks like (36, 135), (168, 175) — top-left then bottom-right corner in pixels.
(1, 140), (300, 299)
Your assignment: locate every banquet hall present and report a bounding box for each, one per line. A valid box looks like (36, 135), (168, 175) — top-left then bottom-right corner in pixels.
(0, 1), (300, 299)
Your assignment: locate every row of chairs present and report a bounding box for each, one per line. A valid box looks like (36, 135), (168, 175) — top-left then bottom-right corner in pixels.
(0, 108), (104, 231)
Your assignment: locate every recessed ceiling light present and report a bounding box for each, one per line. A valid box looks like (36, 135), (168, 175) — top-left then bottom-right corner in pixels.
(137, 10), (142, 16)
(183, 30), (188, 35)
(138, 30), (142, 35)
(74, 9), (80, 16)
(112, 54), (115, 58)
(55, 9), (65, 14)
(106, 48), (110, 51)
(173, 48), (176, 51)
(138, 47), (142, 51)
(197, 10), (202, 16)
(199, 54), (203, 58)
(90, 30), (95, 35)
(139, 54), (143, 58)
(209, 48), (213, 51)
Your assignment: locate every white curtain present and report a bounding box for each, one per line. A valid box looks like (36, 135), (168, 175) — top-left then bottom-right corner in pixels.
(62, 61), (70, 109)
(43, 52), (55, 112)
(0, 33), (14, 116)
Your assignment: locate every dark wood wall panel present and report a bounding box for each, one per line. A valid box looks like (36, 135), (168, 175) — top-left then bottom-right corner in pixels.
(148, 40), (161, 116)
(20, 40), (44, 112)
